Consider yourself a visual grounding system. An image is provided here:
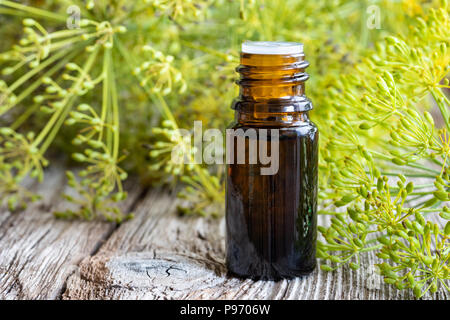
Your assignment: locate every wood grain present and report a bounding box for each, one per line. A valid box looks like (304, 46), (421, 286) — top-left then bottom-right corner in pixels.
(0, 169), (447, 300)
(62, 188), (449, 300)
(0, 166), (141, 299)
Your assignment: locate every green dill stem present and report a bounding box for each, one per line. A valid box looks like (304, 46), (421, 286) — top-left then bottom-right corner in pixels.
(180, 40), (233, 61)
(404, 194), (428, 205)
(359, 1), (369, 48)
(364, 238), (380, 245)
(44, 28), (90, 41)
(370, 150), (441, 175)
(360, 244), (383, 253)
(430, 87), (450, 131)
(0, 7), (28, 17)
(318, 210), (346, 215)
(400, 162), (440, 175)
(420, 208), (443, 213)
(339, 253), (356, 265)
(11, 48), (82, 129)
(11, 105), (40, 130)
(391, 183), (435, 190)
(430, 157), (444, 167)
(319, 244), (348, 251)
(390, 190), (431, 197)
(6, 48), (70, 98)
(100, 48), (110, 143)
(154, 92), (178, 129)
(34, 46), (100, 153)
(378, 171), (436, 178)
(441, 281), (450, 292)
(417, 198), (442, 210)
(40, 97), (77, 154)
(256, 3), (272, 40)
(0, 0), (67, 21)
(109, 49), (120, 160)
(406, 191), (436, 196)
(16, 32), (106, 60)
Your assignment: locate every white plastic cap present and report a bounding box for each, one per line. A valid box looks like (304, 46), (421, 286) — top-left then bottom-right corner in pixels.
(242, 41), (303, 55)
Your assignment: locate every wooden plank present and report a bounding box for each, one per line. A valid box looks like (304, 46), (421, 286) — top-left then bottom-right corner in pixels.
(63, 188), (449, 300)
(0, 178), (37, 228)
(0, 166), (142, 300)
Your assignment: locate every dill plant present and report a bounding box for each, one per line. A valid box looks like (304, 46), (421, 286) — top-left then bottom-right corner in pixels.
(0, 0), (448, 297)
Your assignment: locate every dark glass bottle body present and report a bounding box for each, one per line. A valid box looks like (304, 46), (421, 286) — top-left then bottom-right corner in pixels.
(226, 50), (318, 280)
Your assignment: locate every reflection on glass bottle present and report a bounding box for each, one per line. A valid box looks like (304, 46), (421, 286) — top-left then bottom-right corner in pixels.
(226, 41), (318, 280)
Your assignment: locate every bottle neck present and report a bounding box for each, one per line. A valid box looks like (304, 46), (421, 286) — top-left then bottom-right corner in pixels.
(234, 109), (310, 127)
(233, 52), (312, 126)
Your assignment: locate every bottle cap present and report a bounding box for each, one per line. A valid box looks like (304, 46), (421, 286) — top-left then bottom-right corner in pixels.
(242, 41), (303, 55)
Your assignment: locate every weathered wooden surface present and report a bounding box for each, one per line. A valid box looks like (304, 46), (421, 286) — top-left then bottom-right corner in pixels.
(0, 169), (448, 300)
(0, 166), (142, 300)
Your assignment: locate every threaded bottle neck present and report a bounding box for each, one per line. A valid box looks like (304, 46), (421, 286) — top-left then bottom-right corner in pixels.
(237, 52), (309, 101)
(232, 41), (312, 125)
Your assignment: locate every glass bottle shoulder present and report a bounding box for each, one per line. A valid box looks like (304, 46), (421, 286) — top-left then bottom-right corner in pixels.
(228, 118), (318, 139)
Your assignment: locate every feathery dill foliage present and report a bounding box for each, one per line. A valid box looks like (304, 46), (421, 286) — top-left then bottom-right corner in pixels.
(0, 0), (448, 297)
(315, 3), (450, 298)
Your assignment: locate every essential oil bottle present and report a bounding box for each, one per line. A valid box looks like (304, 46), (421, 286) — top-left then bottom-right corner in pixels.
(226, 41), (318, 280)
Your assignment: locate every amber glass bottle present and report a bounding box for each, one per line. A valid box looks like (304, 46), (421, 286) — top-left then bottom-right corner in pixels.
(226, 41), (318, 280)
